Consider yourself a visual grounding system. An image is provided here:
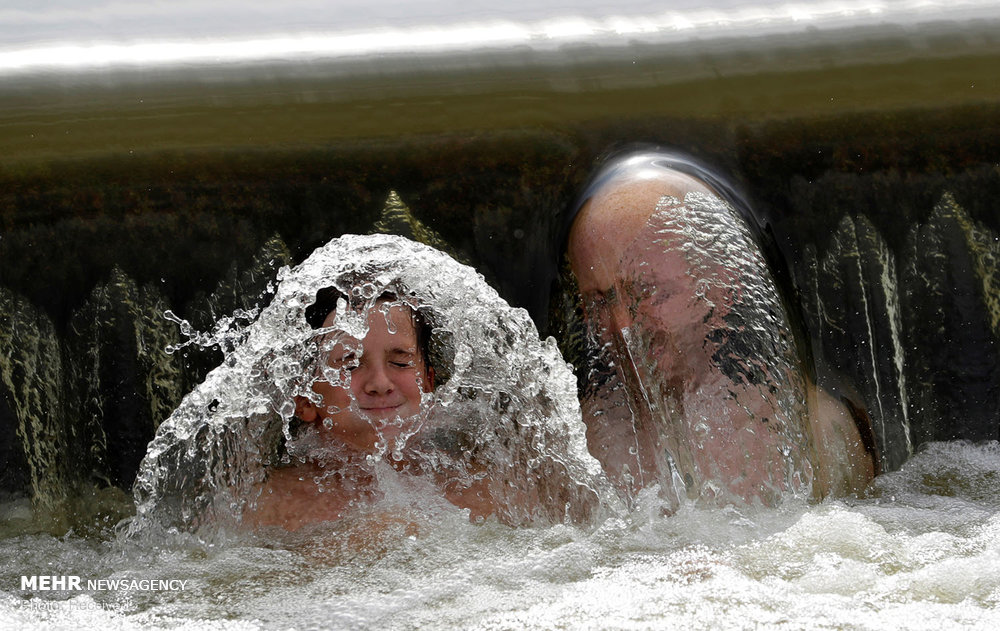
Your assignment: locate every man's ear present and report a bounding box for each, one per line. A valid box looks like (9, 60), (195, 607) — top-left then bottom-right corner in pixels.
(295, 395), (319, 422)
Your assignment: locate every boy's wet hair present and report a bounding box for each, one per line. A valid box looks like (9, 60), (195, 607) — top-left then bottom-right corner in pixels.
(304, 286), (433, 369)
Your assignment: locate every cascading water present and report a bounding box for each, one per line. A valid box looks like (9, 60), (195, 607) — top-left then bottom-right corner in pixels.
(797, 191), (1000, 464)
(131, 233), (611, 536)
(802, 214), (913, 469)
(574, 177), (816, 510)
(0, 290), (68, 518)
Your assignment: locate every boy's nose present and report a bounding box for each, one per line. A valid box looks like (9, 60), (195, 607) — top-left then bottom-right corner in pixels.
(361, 364), (394, 395)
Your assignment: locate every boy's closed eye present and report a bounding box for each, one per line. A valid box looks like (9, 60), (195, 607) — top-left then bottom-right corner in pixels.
(389, 352), (417, 368)
(323, 351), (358, 371)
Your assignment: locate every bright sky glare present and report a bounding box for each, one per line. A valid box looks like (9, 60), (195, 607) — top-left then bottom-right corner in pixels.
(0, 0), (996, 73)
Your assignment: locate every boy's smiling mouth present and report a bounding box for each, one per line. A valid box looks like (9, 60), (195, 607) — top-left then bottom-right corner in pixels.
(360, 403), (404, 417)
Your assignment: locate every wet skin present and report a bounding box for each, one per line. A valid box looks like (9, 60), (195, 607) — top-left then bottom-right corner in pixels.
(252, 303), (430, 530)
(296, 303), (432, 451)
(567, 159), (875, 505)
(252, 302), (495, 529)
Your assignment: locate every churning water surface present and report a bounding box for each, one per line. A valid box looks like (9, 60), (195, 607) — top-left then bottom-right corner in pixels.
(2, 440), (999, 630)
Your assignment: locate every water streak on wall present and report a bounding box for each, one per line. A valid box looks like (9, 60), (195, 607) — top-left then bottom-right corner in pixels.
(0, 238), (290, 521)
(0, 290), (68, 512)
(798, 192), (1000, 468)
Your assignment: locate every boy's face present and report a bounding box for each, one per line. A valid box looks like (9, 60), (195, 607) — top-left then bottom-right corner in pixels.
(297, 302), (432, 452)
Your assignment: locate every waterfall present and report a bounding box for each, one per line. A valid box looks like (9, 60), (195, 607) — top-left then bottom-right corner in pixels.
(813, 214), (912, 469)
(0, 236), (292, 529)
(579, 187), (814, 508)
(0, 289), (69, 517)
(902, 193), (1000, 444)
(65, 267), (185, 488)
(952, 193), (1000, 338)
(797, 190), (1000, 466)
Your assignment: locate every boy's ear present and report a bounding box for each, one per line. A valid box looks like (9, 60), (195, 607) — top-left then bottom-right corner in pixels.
(294, 395), (319, 422)
(425, 365), (435, 391)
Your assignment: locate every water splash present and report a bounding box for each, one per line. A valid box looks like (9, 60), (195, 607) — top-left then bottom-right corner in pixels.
(580, 190), (813, 509)
(131, 233), (611, 535)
